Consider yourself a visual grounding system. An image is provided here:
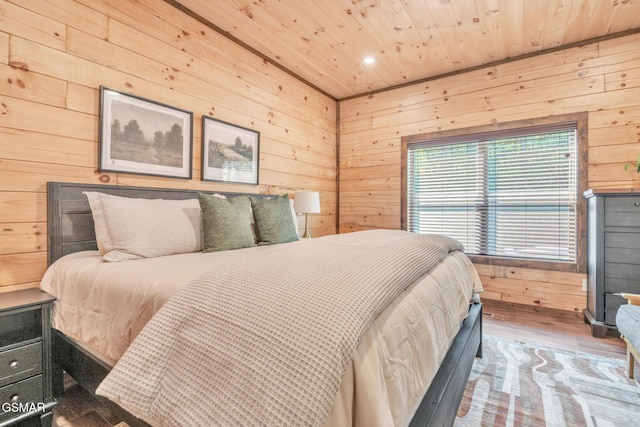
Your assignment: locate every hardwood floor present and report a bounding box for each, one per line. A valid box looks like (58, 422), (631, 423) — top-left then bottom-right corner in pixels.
(51, 300), (629, 427)
(52, 373), (127, 427)
(481, 299), (627, 360)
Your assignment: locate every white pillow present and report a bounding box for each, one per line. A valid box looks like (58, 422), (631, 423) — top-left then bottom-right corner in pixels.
(289, 198), (299, 237)
(84, 192), (203, 262)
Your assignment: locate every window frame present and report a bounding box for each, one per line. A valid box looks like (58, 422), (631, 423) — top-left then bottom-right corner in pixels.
(401, 112), (588, 273)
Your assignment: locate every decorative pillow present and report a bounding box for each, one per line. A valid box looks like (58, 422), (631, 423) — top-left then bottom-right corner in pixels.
(198, 193), (255, 252)
(84, 192), (202, 262)
(249, 198), (299, 242)
(250, 195), (299, 245)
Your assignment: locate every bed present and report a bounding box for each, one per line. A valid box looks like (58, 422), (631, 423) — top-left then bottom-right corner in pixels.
(43, 181), (483, 427)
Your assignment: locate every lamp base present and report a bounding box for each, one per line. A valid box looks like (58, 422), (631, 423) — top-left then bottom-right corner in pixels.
(302, 213), (312, 238)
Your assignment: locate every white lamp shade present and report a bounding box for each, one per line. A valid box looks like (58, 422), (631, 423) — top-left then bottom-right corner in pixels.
(294, 191), (321, 214)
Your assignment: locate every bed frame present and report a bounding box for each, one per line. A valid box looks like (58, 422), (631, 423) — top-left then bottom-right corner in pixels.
(46, 181), (482, 427)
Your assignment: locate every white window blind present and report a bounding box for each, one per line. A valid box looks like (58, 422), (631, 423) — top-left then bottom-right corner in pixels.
(406, 123), (577, 262)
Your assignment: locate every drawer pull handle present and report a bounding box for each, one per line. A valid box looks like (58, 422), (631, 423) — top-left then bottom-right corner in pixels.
(9, 360), (19, 369)
(635, 202), (640, 207)
(10, 394), (19, 403)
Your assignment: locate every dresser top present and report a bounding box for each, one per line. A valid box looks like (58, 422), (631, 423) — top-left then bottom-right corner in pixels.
(0, 288), (55, 312)
(584, 188), (640, 198)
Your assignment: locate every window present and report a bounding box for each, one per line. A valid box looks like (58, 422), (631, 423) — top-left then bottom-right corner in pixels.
(401, 114), (587, 272)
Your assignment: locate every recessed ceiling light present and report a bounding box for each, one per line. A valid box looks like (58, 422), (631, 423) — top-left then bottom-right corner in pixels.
(363, 56), (375, 66)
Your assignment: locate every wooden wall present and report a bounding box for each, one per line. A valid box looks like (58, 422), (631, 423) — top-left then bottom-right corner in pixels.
(3, 0), (639, 314)
(0, 0), (337, 293)
(339, 32), (640, 314)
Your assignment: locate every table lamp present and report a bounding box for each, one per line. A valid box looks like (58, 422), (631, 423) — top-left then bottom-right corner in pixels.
(294, 191), (321, 238)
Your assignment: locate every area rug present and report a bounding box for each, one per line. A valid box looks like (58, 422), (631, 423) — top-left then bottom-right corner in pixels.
(454, 335), (640, 427)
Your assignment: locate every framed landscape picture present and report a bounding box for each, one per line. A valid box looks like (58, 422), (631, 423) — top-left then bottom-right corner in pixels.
(202, 116), (259, 184)
(99, 86), (193, 179)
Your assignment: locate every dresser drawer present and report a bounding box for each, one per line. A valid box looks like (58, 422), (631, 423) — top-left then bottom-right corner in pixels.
(604, 262), (640, 293)
(604, 262), (640, 281)
(605, 309), (620, 326)
(605, 197), (640, 227)
(605, 293), (627, 326)
(604, 232), (640, 250)
(604, 247), (640, 265)
(0, 342), (42, 388)
(0, 375), (44, 422)
(603, 275), (640, 293)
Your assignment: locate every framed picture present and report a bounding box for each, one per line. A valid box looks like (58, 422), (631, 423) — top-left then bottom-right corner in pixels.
(202, 116), (259, 184)
(99, 86), (193, 179)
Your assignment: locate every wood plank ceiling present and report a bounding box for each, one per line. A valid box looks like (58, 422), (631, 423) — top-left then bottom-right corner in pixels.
(170, 0), (640, 100)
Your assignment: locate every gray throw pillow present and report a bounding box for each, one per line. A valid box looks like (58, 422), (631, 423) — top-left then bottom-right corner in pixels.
(198, 193), (255, 252)
(250, 195), (299, 245)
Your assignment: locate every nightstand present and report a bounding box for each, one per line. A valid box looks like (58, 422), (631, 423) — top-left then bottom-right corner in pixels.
(0, 289), (56, 427)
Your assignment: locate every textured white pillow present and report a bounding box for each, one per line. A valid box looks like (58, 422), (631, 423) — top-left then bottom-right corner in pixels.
(289, 198), (299, 236)
(84, 192), (203, 262)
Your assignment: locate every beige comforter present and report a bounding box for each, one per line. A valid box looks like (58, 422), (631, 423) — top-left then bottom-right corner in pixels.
(42, 230), (482, 426)
(93, 230), (466, 426)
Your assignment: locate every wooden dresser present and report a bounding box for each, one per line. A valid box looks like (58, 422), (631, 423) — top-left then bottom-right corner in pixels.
(584, 189), (640, 337)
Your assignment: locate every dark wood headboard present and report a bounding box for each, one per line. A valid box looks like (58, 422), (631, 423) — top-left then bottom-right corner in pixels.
(46, 182), (272, 265)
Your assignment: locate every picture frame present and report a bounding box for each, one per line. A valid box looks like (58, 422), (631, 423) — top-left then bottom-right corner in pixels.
(202, 116), (260, 184)
(99, 86), (193, 179)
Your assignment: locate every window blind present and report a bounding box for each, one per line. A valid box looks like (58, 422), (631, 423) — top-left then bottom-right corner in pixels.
(406, 123), (577, 262)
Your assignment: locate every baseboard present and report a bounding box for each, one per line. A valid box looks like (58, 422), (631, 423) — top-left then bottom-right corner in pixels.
(481, 298), (582, 321)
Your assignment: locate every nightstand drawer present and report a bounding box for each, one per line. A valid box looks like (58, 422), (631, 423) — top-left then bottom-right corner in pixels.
(0, 374), (44, 422)
(0, 342), (43, 388)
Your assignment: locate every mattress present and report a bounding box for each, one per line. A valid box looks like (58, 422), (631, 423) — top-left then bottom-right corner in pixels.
(41, 235), (482, 427)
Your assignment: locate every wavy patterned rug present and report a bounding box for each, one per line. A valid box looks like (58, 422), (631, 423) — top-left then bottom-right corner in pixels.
(455, 335), (640, 427)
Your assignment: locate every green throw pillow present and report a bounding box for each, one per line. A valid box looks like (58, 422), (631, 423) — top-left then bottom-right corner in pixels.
(198, 193), (255, 252)
(250, 195), (299, 245)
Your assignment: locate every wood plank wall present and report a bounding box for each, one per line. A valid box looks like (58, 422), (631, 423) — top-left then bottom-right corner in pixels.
(339, 33), (640, 314)
(0, 0), (337, 293)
